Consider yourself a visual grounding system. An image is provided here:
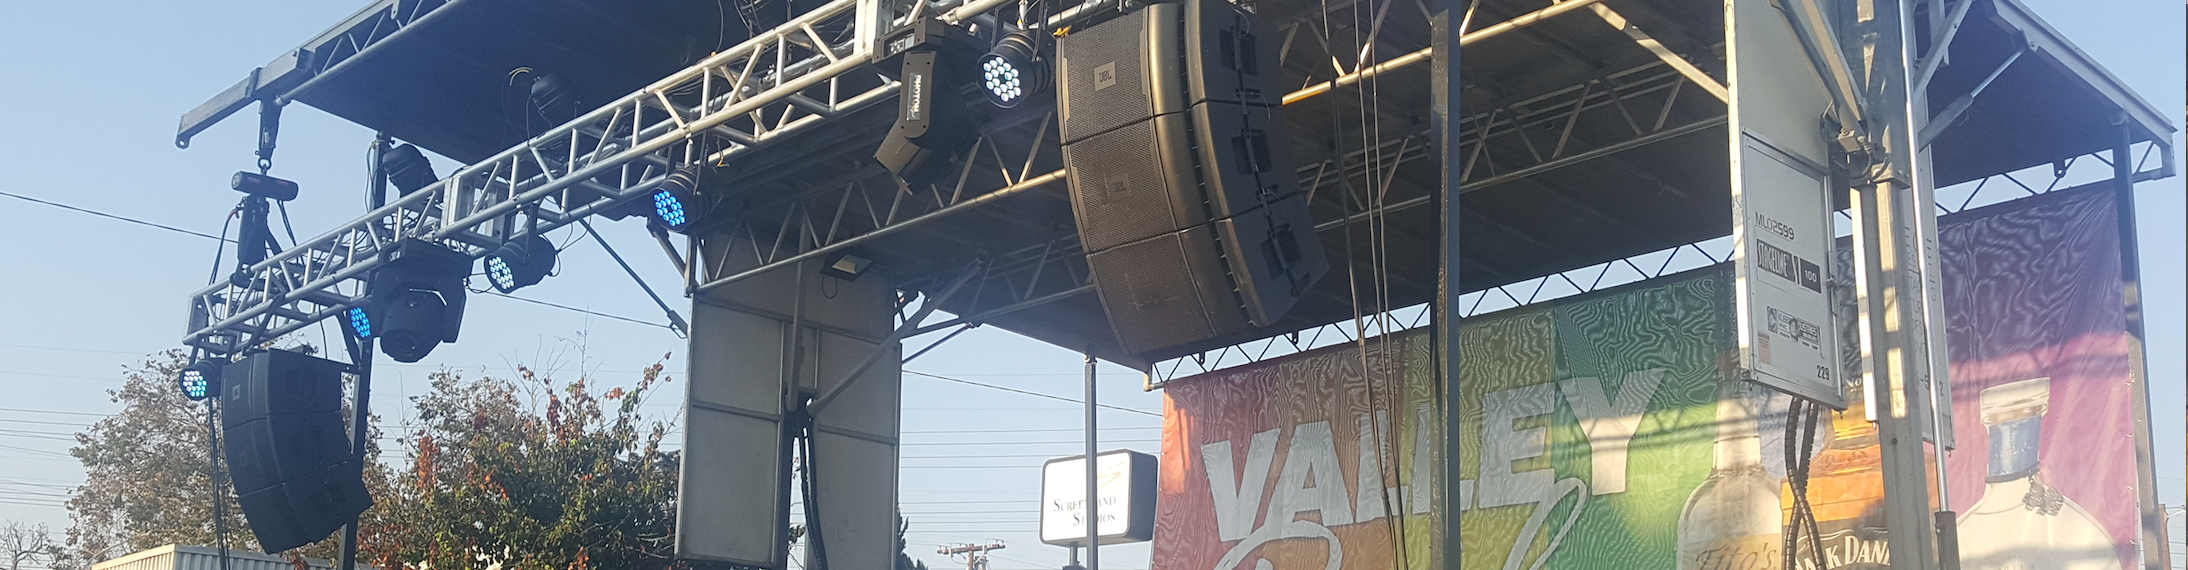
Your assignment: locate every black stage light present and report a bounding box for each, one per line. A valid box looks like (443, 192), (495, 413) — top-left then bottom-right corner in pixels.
(230, 172), (299, 201)
(876, 19), (982, 188)
(979, 31), (1045, 108)
(484, 234), (557, 293)
(647, 166), (705, 233)
(530, 72), (583, 126)
(359, 240), (470, 363)
(178, 359), (224, 401)
(382, 143), (438, 196)
(819, 249), (874, 281)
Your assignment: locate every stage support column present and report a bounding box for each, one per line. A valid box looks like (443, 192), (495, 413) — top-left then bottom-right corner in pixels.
(678, 237), (902, 570)
(1432, 0), (1464, 563)
(1851, 0), (1941, 567)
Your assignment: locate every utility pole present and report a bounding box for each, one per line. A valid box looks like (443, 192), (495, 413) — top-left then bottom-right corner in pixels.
(939, 542), (1005, 570)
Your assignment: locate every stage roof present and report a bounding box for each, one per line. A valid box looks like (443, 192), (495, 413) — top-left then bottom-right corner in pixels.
(198, 0), (2176, 367)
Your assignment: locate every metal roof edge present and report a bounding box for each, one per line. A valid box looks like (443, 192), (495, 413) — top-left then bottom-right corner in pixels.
(1990, 0), (2177, 145)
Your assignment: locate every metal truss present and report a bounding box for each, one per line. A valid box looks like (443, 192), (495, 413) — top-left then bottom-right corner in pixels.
(687, 111), (1068, 296)
(1930, 140), (2173, 216)
(185, 0), (895, 352)
(1146, 233), (1738, 384)
(1148, 137), (2177, 381)
(278, 0), (453, 106)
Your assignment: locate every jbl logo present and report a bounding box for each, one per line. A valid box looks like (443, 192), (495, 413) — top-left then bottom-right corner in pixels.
(1094, 62), (1117, 91)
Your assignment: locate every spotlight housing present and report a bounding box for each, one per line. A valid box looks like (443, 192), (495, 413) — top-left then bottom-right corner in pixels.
(819, 249), (875, 281)
(647, 166), (705, 233)
(358, 240), (470, 363)
(484, 234), (558, 293)
(979, 31), (1045, 108)
(230, 172), (300, 201)
(178, 359), (225, 401)
(382, 143), (438, 196)
(530, 72), (583, 126)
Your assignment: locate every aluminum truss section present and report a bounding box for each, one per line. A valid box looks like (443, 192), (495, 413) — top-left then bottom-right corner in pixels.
(183, 0), (894, 353)
(176, 0), (454, 147)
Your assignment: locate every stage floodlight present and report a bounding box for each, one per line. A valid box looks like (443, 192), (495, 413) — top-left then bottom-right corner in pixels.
(358, 240), (470, 363)
(530, 72), (583, 126)
(647, 167), (705, 233)
(178, 359), (224, 401)
(979, 31), (1044, 108)
(382, 143), (438, 196)
(230, 172), (300, 202)
(346, 306), (372, 338)
(378, 288), (450, 363)
(484, 234), (557, 293)
(820, 249), (875, 281)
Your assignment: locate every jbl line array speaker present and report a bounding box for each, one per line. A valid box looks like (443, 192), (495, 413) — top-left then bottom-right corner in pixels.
(1058, 0), (1327, 354)
(221, 349), (371, 553)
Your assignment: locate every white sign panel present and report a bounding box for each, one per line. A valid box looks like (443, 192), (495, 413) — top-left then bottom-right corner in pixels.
(1039, 450), (1156, 546)
(1727, 0), (1845, 408)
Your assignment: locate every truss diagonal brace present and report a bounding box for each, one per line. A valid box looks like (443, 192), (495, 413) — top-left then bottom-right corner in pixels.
(1587, 5), (1727, 102)
(809, 258), (985, 415)
(1780, 0), (1872, 144)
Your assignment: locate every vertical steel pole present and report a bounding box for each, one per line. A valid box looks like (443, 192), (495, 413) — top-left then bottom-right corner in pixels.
(2112, 120), (2166, 570)
(338, 337), (373, 570)
(1084, 352), (1099, 570)
(1851, 0), (1939, 566)
(1432, 0), (1465, 563)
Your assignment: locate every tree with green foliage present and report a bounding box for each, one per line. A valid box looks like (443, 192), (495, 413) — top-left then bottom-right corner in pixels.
(359, 358), (681, 570)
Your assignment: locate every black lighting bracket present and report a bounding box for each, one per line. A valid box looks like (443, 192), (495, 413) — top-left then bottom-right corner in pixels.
(176, 48), (316, 150)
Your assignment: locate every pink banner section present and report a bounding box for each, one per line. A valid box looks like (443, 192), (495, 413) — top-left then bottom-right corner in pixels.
(1938, 186), (2145, 570)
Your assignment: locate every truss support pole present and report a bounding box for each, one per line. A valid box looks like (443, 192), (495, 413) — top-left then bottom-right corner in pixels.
(1432, 0), (1464, 563)
(1851, 0), (1942, 567)
(337, 336), (373, 570)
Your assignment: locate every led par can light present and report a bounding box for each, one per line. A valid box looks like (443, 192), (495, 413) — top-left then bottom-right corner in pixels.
(979, 31), (1046, 108)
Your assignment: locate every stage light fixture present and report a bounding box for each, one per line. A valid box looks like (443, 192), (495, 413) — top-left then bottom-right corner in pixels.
(979, 31), (1044, 108)
(230, 172), (300, 201)
(647, 166), (705, 233)
(530, 72), (583, 126)
(178, 359), (224, 401)
(359, 240), (470, 363)
(484, 234), (557, 293)
(346, 306), (372, 338)
(820, 249), (874, 281)
(382, 143), (438, 196)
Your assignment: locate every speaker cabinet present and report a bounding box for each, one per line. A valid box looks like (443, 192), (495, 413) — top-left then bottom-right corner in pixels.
(1059, 0), (1325, 354)
(220, 349), (372, 553)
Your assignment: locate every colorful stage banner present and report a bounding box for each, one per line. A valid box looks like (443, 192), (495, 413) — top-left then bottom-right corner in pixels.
(1938, 186), (2149, 570)
(1152, 185), (2156, 570)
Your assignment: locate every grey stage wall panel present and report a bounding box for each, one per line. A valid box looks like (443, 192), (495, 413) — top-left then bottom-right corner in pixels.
(678, 237), (900, 570)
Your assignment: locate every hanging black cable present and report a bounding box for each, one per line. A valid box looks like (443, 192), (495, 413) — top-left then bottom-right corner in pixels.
(1783, 398), (1828, 570)
(794, 405), (829, 570)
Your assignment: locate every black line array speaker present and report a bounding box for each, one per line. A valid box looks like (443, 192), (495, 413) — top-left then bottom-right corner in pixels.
(1058, 0), (1327, 354)
(221, 349), (371, 553)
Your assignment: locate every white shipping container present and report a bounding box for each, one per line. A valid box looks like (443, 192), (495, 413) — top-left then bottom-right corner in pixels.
(92, 545), (363, 570)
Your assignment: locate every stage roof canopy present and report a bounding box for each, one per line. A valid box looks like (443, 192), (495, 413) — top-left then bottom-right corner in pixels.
(189, 0), (2176, 367)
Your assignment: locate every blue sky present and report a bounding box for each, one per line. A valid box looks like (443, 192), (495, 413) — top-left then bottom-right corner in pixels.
(0, 1), (2176, 570)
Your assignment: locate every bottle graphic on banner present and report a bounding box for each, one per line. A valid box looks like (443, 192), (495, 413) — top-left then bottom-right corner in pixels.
(1782, 397), (1891, 569)
(1956, 378), (2119, 570)
(1677, 380), (1784, 570)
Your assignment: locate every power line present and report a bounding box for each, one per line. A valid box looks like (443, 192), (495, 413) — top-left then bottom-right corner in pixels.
(904, 370), (1161, 417)
(0, 188), (678, 331)
(0, 343), (150, 355)
(0, 190), (233, 242)
(480, 291), (672, 330)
